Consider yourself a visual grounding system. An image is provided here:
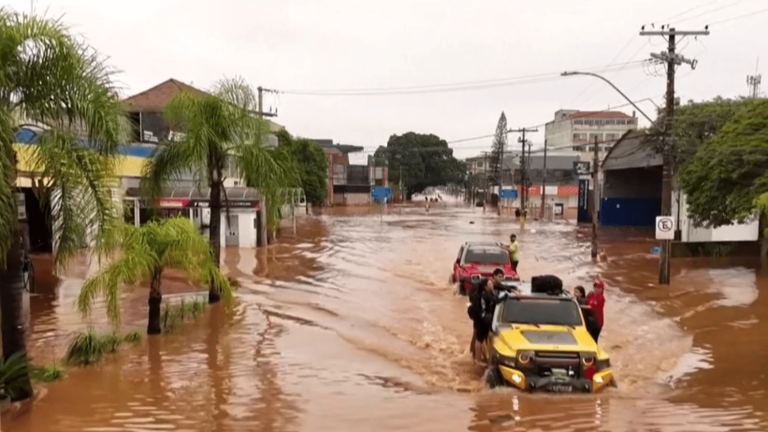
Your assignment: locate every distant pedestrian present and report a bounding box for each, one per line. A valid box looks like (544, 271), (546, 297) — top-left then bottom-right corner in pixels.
(508, 234), (520, 273)
(586, 280), (606, 342)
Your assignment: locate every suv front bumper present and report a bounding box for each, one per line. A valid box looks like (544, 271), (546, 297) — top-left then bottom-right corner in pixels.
(498, 365), (615, 393)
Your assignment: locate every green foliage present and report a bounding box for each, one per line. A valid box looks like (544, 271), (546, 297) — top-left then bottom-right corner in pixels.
(65, 330), (106, 366)
(101, 331), (122, 353)
(30, 362), (65, 383)
(0, 8), (129, 270)
(0, 352), (31, 398)
(77, 218), (232, 325)
(141, 77), (299, 253)
(488, 112), (507, 185)
(679, 99), (768, 228)
(275, 130), (328, 205)
(123, 330), (142, 343)
(161, 297), (207, 332)
(375, 132), (466, 197)
(648, 97), (749, 167)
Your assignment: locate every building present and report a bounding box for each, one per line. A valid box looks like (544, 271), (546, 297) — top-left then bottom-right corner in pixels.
(124, 78), (283, 148)
(313, 140), (388, 206)
(544, 109), (639, 162)
(599, 129), (760, 255)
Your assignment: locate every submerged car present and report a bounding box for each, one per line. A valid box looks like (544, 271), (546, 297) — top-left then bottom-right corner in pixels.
(451, 242), (519, 295)
(480, 276), (617, 393)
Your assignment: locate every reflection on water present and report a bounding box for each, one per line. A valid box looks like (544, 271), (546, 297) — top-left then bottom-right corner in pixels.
(4, 202), (768, 431)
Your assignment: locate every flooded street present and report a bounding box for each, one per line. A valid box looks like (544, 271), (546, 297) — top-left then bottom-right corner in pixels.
(4, 203), (768, 432)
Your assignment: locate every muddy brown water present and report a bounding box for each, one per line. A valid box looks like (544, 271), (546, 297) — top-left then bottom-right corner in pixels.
(4, 202), (768, 431)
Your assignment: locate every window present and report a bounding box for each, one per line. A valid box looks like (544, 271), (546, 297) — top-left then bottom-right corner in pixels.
(374, 167), (383, 179)
(476, 161), (484, 168)
(604, 133), (619, 141)
(463, 248), (509, 265)
(572, 145), (586, 152)
(588, 133), (602, 143)
(572, 133), (587, 143)
(501, 298), (583, 326)
(603, 119), (616, 125)
(573, 119), (584, 125)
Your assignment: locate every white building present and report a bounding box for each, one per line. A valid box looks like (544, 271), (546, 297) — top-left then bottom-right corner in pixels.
(544, 109), (639, 163)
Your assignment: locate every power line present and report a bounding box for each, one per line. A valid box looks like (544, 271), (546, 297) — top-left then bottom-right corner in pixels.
(277, 62), (646, 96)
(707, 4), (768, 25)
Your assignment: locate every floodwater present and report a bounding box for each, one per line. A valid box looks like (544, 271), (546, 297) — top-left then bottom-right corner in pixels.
(4, 199), (768, 431)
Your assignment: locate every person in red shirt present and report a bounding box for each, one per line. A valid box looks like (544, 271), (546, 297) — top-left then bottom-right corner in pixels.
(586, 279), (606, 342)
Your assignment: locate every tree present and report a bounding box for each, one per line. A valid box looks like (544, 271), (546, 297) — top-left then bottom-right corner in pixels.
(0, 9), (127, 401)
(77, 218), (232, 334)
(488, 112), (507, 186)
(648, 97), (748, 167)
(142, 77), (298, 303)
(678, 98), (768, 233)
(374, 132), (465, 198)
(275, 129), (328, 206)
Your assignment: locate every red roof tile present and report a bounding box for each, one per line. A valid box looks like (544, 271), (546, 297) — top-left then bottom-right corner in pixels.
(569, 111), (632, 119)
(124, 78), (208, 112)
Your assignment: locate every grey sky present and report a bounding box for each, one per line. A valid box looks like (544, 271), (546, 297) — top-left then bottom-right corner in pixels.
(10, 0), (768, 160)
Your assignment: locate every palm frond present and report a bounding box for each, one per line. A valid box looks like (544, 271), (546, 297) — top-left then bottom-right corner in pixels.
(29, 130), (119, 270)
(76, 223), (157, 324)
(0, 110), (17, 267)
(2, 10), (127, 152)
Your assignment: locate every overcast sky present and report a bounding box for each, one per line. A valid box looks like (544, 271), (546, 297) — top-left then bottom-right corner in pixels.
(9, 0), (768, 160)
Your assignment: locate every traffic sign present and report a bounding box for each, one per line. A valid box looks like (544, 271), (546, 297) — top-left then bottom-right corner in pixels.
(371, 186), (391, 200)
(500, 188), (518, 199)
(655, 216), (675, 240)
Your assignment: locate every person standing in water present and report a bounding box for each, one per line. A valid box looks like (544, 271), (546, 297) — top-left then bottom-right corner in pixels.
(508, 234), (520, 273)
(586, 280), (606, 342)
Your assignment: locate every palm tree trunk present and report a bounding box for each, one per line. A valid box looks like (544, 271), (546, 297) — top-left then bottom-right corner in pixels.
(208, 176), (223, 304)
(0, 230), (33, 401)
(147, 270), (163, 335)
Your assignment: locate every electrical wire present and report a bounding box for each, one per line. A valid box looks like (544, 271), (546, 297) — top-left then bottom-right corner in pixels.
(277, 62), (646, 96)
(707, 4), (768, 25)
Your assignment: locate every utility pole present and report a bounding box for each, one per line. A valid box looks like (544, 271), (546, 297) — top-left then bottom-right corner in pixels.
(540, 139), (548, 220)
(591, 135), (600, 258)
(256, 86), (279, 118)
(747, 58), (761, 98)
(641, 25), (709, 284)
(498, 136), (505, 216)
(509, 127), (538, 214)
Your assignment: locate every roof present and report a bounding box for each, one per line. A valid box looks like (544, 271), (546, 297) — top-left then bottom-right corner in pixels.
(124, 79), (208, 112)
(312, 139), (364, 154)
(569, 111), (632, 119)
(464, 241), (504, 248)
(601, 129), (662, 170)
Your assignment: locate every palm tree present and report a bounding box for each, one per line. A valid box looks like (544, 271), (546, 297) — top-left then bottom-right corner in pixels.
(142, 77), (298, 304)
(0, 9), (127, 400)
(77, 217), (232, 334)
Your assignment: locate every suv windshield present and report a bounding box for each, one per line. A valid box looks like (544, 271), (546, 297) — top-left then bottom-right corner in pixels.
(464, 248), (508, 265)
(501, 298), (583, 326)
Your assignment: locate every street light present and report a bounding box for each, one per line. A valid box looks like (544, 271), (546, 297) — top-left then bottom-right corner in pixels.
(560, 71), (658, 128)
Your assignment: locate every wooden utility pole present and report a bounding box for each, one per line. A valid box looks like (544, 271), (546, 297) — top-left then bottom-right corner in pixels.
(256, 86), (279, 118)
(641, 25), (709, 284)
(591, 135), (600, 258)
(498, 136), (505, 216)
(540, 139), (548, 220)
(509, 127), (538, 213)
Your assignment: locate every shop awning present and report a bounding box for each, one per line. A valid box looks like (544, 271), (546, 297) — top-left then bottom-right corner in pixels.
(125, 186), (261, 209)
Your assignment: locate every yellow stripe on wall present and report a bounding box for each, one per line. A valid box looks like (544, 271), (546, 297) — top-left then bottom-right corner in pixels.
(13, 143), (148, 186)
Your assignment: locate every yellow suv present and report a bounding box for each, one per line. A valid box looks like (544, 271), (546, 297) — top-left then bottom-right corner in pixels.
(480, 281), (616, 393)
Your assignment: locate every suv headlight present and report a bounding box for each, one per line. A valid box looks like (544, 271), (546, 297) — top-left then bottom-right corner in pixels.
(470, 274), (481, 281)
(581, 352), (597, 367)
(494, 353), (517, 368)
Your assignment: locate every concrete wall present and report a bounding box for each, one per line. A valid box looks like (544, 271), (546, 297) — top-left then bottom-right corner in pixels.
(343, 193), (371, 206)
(673, 191), (759, 242)
(603, 167), (662, 199)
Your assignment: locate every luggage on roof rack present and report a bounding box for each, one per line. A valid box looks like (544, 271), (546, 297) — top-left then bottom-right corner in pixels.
(530, 275), (564, 296)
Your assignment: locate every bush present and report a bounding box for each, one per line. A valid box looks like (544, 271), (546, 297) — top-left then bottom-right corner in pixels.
(31, 363), (65, 383)
(124, 330), (142, 343)
(66, 330), (106, 366)
(162, 297), (207, 332)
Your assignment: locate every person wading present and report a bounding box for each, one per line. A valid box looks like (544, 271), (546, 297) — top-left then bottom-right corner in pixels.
(586, 279), (606, 342)
(467, 278), (497, 366)
(507, 234), (520, 273)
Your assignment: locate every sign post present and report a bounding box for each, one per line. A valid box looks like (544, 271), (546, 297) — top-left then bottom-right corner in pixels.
(371, 187), (392, 222)
(655, 216), (675, 240)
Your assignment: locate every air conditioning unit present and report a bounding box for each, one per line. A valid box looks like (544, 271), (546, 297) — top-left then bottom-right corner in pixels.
(202, 208), (211, 225)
